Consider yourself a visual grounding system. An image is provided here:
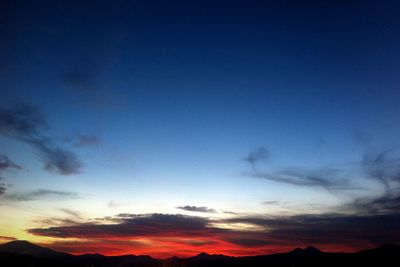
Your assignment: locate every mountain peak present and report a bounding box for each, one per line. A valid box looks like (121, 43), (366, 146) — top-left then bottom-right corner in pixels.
(197, 252), (210, 257)
(191, 252), (210, 259)
(165, 256), (180, 261)
(4, 240), (32, 245)
(0, 240), (40, 249)
(290, 246), (322, 255)
(190, 252), (231, 261)
(0, 240), (70, 258)
(379, 243), (399, 250)
(304, 246), (322, 253)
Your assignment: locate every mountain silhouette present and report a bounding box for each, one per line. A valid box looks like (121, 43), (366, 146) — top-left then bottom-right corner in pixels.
(1, 240), (399, 267)
(0, 240), (71, 259)
(189, 252), (233, 261)
(289, 246), (322, 256)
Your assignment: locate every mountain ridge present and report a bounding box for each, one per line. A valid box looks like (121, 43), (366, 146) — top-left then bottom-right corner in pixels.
(0, 240), (71, 259)
(1, 240), (399, 267)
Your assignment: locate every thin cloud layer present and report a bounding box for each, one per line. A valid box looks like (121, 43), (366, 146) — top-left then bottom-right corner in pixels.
(243, 146), (353, 192)
(64, 133), (101, 147)
(244, 146), (269, 168)
(0, 154), (21, 195)
(0, 103), (47, 138)
(30, 139), (83, 175)
(73, 134), (101, 147)
(29, 213), (216, 239)
(351, 194), (400, 215)
(361, 150), (400, 193)
(59, 208), (82, 219)
(4, 189), (80, 201)
(63, 66), (126, 109)
(64, 70), (94, 93)
(0, 154), (21, 171)
(243, 146), (399, 194)
(0, 103), (83, 175)
(176, 205), (217, 213)
(351, 149), (400, 215)
(0, 178), (6, 195)
(262, 201), (280, 205)
(251, 167), (353, 192)
(108, 201), (130, 208)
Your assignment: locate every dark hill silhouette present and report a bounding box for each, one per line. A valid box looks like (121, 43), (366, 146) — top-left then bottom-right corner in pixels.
(0, 240), (71, 259)
(290, 246), (322, 256)
(189, 252), (233, 261)
(1, 240), (399, 267)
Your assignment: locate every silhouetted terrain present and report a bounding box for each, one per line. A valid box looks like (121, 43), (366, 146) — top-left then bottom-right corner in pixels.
(0, 240), (399, 267)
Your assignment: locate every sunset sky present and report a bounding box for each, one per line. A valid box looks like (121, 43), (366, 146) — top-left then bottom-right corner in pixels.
(1, 0), (400, 259)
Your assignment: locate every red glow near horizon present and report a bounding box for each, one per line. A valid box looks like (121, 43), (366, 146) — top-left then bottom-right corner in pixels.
(42, 238), (369, 259)
(28, 213), (391, 258)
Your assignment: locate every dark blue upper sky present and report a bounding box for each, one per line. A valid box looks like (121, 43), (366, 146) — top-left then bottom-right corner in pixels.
(1, 0), (400, 255)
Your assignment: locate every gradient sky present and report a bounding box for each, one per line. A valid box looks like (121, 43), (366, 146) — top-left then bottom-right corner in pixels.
(1, 0), (400, 258)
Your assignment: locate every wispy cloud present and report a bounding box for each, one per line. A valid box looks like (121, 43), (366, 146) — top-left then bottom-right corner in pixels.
(243, 145), (362, 193)
(343, 149), (400, 215)
(74, 134), (101, 147)
(176, 205), (217, 213)
(244, 146), (269, 168)
(29, 213), (214, 239)
(350, 194), (400, 215)
(4, 189), (80, 201)
(59, 208), (82, 219)
(108, 201), (130, 208)
(262, 201), (280, 205)
(361, 149), (400, 193)
(251, 167), (355, 192)
(0, 154), (21, 171)
(0, 103), (83, 175)
(0, 178), (6, 195)
(63, 67), (126, 109)
(64, 133), (101, 147)
(64, 70), (94, 93)
(30, 139), (83, 175)
(0, 154), (21, 195)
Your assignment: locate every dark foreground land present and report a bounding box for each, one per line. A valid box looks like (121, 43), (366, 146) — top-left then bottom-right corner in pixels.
(0, 240), (399, 267)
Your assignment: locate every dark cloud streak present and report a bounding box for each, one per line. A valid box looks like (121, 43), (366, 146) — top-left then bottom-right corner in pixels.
(73, 134), (101, 147)
(0, 178), (6, 195)
(251, 167), (354, 192)
(0, 103), (83, 175)
(0, 154), (21, 171)
(0, 154), (21, 195)
(243, 146), (355, 192)
(176, 205), (217, 213)
(29, 138), (83, 175)
(29, 213), (216, 238)
(4, 189), (80, 201)
(244, 146), (269, 168)
(59, 208), (82, 219)
(351, 149), (400, 215)
(361, 150), (400, 193)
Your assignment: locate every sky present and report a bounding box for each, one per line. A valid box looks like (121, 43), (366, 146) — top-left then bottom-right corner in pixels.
(1, 0), (400, 259)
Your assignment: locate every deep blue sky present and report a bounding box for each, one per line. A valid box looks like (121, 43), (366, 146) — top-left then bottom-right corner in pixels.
(1, 0), (400, 257)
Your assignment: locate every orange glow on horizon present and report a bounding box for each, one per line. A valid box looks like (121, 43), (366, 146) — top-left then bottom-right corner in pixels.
(35, 238), (370, 259)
